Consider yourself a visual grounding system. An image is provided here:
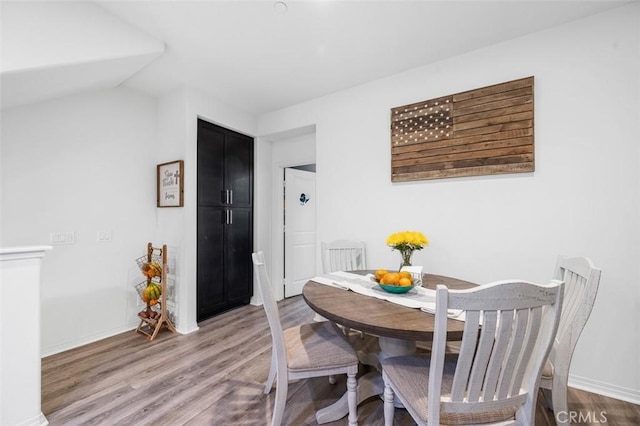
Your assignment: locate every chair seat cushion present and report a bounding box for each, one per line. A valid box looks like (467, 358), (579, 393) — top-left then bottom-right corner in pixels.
(284, 322), (358, 373)
(381, 354), (517, 425)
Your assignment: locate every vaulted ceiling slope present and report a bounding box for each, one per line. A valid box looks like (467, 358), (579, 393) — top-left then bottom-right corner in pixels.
(1, 1), (631, 113)
(0, 1), (164, 109)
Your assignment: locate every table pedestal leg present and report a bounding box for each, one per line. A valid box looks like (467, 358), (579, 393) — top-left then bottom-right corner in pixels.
(315, 336), (417, 424)
(315, 371), (383, 424)
(378, 336), (416, 361)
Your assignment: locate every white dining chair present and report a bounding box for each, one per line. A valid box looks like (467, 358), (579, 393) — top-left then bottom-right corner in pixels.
(252, 251), (359, 426)
(321, 240), (367, 273)
(540, 256), (601, 423)
(381, 279), (564, 426)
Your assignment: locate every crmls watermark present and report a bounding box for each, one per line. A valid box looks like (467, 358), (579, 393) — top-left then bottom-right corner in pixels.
(556, 410), (608, 424)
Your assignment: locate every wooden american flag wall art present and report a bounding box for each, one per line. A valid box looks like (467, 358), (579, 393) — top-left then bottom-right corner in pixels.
(390, 76), (534, 182)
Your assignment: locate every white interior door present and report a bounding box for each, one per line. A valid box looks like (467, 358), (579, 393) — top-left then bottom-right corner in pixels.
(284, 168), (316, 297)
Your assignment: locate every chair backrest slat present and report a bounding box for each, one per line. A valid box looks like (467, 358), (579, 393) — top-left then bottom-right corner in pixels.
(557, 272), (578, 338)
(482, 310), (514, 400)
(450, 311), (480, 401)
(496, 308), (530, 399)
(509, 306), (543, 398)
(467, 311), (498, 402)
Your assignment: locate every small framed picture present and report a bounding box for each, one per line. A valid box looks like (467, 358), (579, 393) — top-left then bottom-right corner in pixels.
(157, 160), (184, 207)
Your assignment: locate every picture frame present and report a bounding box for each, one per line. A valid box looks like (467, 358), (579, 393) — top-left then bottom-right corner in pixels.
(157, 160), (184, 207)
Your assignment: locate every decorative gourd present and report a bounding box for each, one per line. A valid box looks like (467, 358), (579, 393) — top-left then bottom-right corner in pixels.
(141, 262), (162, 278)
(144, 283), (162, 301)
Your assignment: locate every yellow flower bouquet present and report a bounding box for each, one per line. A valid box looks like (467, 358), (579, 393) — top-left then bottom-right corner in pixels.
(386, 230), (429, 269)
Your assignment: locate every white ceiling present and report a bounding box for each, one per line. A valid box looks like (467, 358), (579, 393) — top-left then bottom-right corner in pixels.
(5, 1), (632, 115)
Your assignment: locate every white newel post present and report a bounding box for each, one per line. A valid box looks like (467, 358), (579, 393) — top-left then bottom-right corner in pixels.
(1, 246), (51, 426)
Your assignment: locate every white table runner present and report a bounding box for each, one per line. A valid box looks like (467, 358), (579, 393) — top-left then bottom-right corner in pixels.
(311, 271), (464, 320)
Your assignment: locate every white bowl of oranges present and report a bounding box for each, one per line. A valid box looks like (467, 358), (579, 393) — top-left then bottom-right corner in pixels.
(373, 269), (415, 294)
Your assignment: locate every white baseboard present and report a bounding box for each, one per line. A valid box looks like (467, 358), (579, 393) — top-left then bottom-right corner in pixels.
(14, 411), (48, 426)
(41, 323), (138, 357)
(569, 374), (640, 405)
(176, 322), (199, 335)
(42, 320), (200, 357)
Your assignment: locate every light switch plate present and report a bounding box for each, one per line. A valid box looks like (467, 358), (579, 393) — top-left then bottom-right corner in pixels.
(97, 230), (113, 242)
(50, 232), (75, 245)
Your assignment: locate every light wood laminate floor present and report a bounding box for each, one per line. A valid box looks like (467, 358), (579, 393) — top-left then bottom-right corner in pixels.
(42, 296), (640, 425)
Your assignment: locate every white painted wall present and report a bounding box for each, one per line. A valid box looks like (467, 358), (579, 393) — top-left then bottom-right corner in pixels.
(1, 88), (158, 355)
(252, 136), (273, 307)
(257, 4), (640, 402)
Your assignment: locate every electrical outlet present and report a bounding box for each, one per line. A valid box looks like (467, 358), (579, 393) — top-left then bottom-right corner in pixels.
(50, 232), (75, 245)
(97, 230), (113, 242)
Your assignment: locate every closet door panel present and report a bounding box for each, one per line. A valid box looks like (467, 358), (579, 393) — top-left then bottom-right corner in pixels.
(197, 120), (226, 207)
(225, 208), (253, 305)
(225, 133), (253, 208)
(197, 206), (226, 321)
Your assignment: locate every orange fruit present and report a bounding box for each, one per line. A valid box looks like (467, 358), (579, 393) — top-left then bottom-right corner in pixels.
(398, 277), (412, 287)
(375, 269), (389, 281)
(398, 271), (412, 280)
(381, 272), (400, 285)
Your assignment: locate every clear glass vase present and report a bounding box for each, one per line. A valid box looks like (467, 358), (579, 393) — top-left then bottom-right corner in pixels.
(399, 249), (414, 271)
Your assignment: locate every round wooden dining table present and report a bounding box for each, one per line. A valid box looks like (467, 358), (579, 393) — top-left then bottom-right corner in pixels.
(302, 272), (477, 424)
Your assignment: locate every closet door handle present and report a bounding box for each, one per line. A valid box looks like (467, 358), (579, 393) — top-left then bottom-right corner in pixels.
(229, 189), (233, 205)
(228, 210), (233, 225)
